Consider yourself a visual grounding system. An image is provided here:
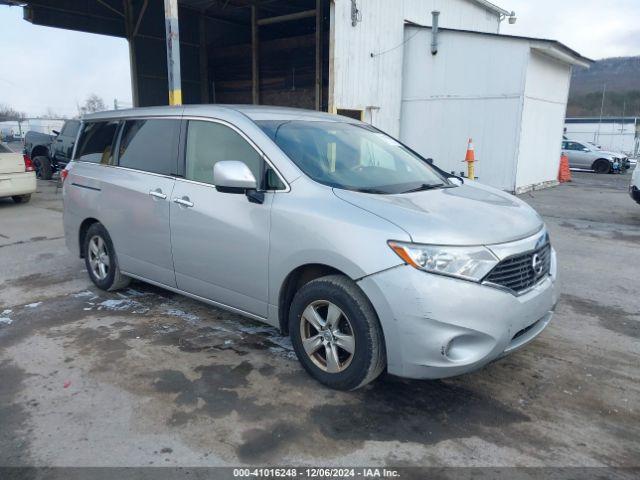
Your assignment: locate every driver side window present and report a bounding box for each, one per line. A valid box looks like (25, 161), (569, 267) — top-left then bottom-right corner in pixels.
(185, 120), (263, 186)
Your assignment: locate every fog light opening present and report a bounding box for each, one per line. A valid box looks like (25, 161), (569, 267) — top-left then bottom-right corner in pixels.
(441, 334), (494, 363)
(441, 340), (453, 358)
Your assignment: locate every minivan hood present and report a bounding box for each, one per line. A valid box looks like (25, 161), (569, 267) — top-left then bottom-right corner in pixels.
(333, 183), (543, 246)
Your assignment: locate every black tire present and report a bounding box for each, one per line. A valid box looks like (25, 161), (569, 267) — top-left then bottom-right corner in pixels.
(83, 223), (130, 291)
(593, 159), (611, 174)
(12, 194), (31, 204)
(289, 275), (386, 390)
(33, 156), (52, 180)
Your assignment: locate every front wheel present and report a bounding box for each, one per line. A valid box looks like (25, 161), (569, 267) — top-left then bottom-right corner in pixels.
(593, 159), (611, 174)
(289, 275), (386, 390)
(83, 223), (130, 291)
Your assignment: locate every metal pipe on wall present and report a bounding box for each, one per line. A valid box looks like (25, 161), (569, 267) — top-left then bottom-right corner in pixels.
(431, 10), (440, 55)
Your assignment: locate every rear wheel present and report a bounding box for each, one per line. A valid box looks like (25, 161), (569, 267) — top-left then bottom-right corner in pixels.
(289, 275), (385, 390)
(33, 156), (52, 180)
(83, 223), (130, 291)
(593, 159), (611, 174)
(12, 194), (31, 204)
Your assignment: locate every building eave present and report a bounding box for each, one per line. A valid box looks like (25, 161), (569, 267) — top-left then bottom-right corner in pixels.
(405, 22), (594, 68)
(469, 0), (511, 17)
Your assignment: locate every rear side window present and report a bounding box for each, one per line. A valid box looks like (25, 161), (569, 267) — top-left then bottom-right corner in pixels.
(118, 119), (179, 175)
(185, 120), (263, 186)
(75, 121), (119, 164)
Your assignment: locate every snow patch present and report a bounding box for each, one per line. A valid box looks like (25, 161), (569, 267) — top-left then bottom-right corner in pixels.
(238, 324), (277, 335)
(163, 307), (199, 323)
(25, 302), (42, 308)
(0, 317), (12, 326)
(72, 290), (94, 298)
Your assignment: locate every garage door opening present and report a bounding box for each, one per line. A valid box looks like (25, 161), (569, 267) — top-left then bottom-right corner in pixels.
(206, 0), (330, 111)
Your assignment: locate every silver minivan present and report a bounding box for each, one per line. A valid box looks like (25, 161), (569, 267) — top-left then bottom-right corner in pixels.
(63, 105), (558, 390)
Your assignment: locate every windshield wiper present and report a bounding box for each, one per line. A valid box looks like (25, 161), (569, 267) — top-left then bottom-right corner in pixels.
(402, 183), (447, 194)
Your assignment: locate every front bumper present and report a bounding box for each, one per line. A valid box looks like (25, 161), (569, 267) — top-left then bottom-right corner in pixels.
(358, 248), (558, 380)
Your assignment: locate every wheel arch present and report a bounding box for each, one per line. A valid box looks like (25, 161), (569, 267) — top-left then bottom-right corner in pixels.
(30, 146), (50, 159)
(78, 218), (100, 258)
(278, 263), (351, 335)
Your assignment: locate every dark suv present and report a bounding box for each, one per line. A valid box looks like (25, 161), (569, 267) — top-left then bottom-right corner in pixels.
(24, 120), (80, 179)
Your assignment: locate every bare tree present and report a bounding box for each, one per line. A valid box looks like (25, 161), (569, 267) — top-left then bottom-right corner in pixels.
(0, 104), (26, 122)
(78, 94), (106, 116)
(41, 107), (63, 120)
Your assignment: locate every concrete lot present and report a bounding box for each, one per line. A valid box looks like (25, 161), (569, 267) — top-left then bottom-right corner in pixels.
(0, 171), (638, 467)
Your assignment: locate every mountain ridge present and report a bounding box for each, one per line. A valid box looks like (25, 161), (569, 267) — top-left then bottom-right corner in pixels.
(568, 56), (640, 116)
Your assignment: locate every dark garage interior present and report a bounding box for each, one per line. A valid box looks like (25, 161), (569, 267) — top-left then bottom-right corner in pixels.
(16, 0), (330, 110)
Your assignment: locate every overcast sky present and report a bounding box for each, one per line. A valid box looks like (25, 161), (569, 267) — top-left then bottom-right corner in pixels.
(0, 6), (131, 118)
(1, 1), (639, 117)
(501, 0), (640, 59)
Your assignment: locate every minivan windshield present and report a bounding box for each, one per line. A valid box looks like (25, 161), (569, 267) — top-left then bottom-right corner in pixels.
(257, 120), (449, 194)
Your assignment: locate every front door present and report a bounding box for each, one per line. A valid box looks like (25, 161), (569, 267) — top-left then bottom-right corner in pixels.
(170, 119), (273, 318)
(563, 141), (591, 169)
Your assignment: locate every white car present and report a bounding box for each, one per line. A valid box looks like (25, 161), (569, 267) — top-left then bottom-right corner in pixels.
(0, 152), (37, 203)
(562, 140), (630, 172)
(631, 165), (640, 205)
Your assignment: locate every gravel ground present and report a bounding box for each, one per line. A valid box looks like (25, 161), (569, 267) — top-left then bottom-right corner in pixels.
(0, 172), (638, 470)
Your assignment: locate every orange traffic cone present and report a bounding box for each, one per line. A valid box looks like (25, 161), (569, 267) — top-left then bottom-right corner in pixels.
(558, 154), (572, 183)
(464, 138), (476, 180)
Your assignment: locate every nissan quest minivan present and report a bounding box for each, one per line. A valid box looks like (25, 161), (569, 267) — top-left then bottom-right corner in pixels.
(63, 105), (558, 390)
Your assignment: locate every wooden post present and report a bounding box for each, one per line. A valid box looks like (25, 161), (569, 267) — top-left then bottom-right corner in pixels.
(199, 15), (210, 103)
(315, 0), (323, 111)
(251, 4), (260, 105)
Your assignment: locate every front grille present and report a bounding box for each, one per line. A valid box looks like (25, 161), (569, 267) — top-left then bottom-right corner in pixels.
(484, 243), (551, 294)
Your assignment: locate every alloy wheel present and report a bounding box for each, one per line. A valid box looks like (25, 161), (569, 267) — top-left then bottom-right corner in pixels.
(300, 300), (355, 373)
(88, 235), (110, 281)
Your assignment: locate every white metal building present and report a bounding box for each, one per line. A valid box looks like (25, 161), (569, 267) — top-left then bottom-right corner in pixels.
(329, 0), (512, 135)
(328, 0), (591, 193)
(565, 117), (640, 158)
(397, 25), (591, 192)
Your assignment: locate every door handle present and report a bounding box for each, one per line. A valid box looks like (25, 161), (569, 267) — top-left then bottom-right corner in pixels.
(173, 197), (194, 208)
(149, 190), (167, 200)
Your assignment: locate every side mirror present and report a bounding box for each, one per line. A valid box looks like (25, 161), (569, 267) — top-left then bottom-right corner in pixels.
(213, 160), (264, 204)
(426, 158), (434, 165)
(52, 130), (60, 135)
(213, 160), (257, 190)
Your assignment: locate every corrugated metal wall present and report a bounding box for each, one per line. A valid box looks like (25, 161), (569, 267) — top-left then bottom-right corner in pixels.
(398, 27), (574, 193)
(399, 28), (529, 191)
(330, 0), (501, 136)
(516, 51), (571, 192)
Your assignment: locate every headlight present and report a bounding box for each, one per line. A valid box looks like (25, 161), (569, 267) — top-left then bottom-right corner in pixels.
(388, 241), (499, 282)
